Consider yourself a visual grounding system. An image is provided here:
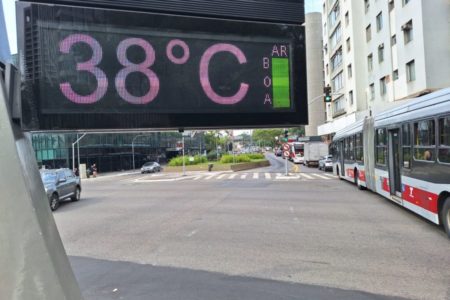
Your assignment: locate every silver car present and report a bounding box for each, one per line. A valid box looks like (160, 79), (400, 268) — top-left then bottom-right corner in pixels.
(318, 155), (333, 171)
(141, 162), (161, 173)
(40, 169), (81, 211)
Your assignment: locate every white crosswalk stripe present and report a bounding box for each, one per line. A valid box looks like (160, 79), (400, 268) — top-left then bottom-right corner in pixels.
(228, 174), (237, 179)
(240, 174), (247, 179)
(265, 173), (271, 179)
(216, 174), (227, 179)
(311, 173), (330, 180)
(299, 173), (313, 180)
(253, 173), (259, 179)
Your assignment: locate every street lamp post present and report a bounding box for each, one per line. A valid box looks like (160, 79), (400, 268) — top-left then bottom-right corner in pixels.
(72, 133), (86, 173)
(132, 134), (148, 170)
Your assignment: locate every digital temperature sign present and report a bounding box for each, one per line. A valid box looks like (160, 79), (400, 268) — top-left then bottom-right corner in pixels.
(17, 2), (307, 130)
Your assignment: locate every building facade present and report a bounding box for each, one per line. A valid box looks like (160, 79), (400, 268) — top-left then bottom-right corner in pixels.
(318, 0), (450, 138)
(32, 132), (205, 172)
(305, 12), (326, 137)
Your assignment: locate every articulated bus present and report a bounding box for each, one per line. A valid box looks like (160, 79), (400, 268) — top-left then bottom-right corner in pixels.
(331, 88), (450, 238)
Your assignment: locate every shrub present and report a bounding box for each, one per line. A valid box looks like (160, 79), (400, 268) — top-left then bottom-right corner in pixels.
(247, 153), (265, 160)
(220, 154), (251, 164)
(168, 155), (207, 166)
(207, 150), (221, 161)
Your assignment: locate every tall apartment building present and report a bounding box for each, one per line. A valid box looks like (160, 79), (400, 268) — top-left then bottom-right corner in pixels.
(318, 0), (450, 138)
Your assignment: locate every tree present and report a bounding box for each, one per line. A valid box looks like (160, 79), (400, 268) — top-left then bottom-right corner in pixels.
(252, 129), (284, 147)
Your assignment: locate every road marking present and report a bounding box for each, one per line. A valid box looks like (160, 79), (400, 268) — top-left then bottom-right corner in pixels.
(300, 173), (313, 180)
(217, 174), (227, 179)
(241, 174), (248, 179)
(265, 173), (271, 179)
(204, 174), (216, 180)
(289, 206), (294, 213)
(311, 173), (330, 180)
(323, 173), (336, 178)
(193, 176), (203, 180)
(276, 173), (282, 177)
(228, 174), (237, 179)
(187, 230), (197, 237)
(253, 173), (259, 179)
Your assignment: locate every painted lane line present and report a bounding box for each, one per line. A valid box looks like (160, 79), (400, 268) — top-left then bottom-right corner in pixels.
(217, 174), (227, 179)
(300, 173), (313, 180)
(228, 174), (237, 179)
(241, 174), (248, 179)
(312, 173), (330, 180)
(253, 173), (259, 179)
(204, 174), (216, 180)
(265, 173), (271, 180)
(323, 173), (336, 178)
(276, 173), (282, 178)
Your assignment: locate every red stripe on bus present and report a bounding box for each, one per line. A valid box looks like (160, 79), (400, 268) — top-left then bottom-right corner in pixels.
(359, 170), (366, 182)
(346, 169), (355, 178)
(402, 185), (439, 214)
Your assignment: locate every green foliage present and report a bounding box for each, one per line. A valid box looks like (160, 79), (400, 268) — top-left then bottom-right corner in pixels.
(207, 150), (221, 161)
(168, 155), (207, 166)
(247, 153), (265, 160)
(220, 154), (251, 164)
(252, 129), (284, 147)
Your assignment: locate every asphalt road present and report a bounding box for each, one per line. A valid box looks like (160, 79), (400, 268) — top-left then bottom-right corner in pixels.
(53, 155), (450, 300)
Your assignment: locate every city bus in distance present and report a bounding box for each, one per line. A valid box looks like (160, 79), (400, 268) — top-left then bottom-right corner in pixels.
(331, 88), (450, 238)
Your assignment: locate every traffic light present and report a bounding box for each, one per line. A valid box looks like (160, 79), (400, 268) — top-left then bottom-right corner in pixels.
(324, 86), (332, 103)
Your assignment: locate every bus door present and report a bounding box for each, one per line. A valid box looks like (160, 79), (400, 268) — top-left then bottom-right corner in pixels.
(339, 140), (345, 176)
(388, 129), (402, 197)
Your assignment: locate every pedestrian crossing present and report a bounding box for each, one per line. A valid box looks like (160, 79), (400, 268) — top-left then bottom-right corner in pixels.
(189, 172), (337, 182)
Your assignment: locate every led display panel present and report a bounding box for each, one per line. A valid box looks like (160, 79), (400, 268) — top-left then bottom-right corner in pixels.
(17, 2), (307, 130)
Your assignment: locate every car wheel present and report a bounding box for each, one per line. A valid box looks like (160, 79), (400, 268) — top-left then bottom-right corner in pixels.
(50, 193), (59, 211)
(71, 187), (81, 202)
(441, 197), (450, 239)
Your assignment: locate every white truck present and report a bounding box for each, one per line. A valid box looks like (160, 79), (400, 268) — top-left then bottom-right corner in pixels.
(303, 142), (329, 167)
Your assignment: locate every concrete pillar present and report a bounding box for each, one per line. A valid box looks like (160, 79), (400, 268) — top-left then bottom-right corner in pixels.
(305, 12), (325, 137)
(0, 68), (83, 299)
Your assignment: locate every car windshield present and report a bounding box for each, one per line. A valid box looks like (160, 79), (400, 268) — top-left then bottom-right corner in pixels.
(143, 162), (155, 166)
(41, 172), (57, 183)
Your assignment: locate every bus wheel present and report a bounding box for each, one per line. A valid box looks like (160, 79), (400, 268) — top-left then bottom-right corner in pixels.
(441, 197), (450, 239)
(336, 167), (342, 180)
(355, 169), (364, 190)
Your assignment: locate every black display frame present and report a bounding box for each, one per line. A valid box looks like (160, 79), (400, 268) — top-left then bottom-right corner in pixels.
(17, 2), (308, 131)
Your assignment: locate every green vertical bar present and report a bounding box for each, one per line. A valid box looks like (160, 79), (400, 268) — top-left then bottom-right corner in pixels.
(272, 58), (291, 109)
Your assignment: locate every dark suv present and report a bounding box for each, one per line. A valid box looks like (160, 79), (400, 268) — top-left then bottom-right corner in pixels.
(40, 169), (81, 211)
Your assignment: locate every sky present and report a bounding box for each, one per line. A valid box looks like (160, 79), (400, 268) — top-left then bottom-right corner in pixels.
(2, 0), (322, 54)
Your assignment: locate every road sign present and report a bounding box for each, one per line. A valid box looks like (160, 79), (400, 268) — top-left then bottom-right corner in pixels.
(283, 151), (290, 157)
(283, 144), (290, 151)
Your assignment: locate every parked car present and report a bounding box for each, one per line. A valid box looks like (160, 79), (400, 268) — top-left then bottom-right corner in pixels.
(141, 162), (161, 173)
(40, 169), (81, 211)
(318, 155), (333, 171)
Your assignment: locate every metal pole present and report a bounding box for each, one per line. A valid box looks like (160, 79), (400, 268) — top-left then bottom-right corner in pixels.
(182, 135), (186, 176)
(132, 142), (135, 170)
(77, 134), (80, 168)
(285, 154), (288, 176)
(71, 133), (86, 172)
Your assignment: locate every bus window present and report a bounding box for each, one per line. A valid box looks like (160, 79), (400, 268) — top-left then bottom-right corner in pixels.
(349, 136), (354, 161)
(355, 133), (364, 162)
(439, 116), (450, 164)
(414, 119), (435, 161)
(402, 123), (411, 168)
(376, 128), (387, 165)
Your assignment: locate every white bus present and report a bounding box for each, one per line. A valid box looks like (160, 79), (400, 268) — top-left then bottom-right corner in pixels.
(331, 88), (450, 238)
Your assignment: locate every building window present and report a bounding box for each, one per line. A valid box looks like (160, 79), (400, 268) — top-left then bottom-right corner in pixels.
(378, 44), (384, 63)
(333, 96), (346, 117)
(369, 83), (375, 100)
(326, 63), (329, 75)
(376, 128), (387, 165)
(403, 20), (413, 44)
(345, 11), (349, 26)
(365, 0), (370, 13)
(332, 72), (344, 92)
(402, 123), (411, 168)
(414, 120), (435, 161)
(391, 34), (397, 45)
(349, 90), (354, 105)
(406, 60), (415, 82)
(389, 0), (395, 11)
(439, 116), (450, 164)
(330, 24), (342, 49)
(376, 12), (383, 31)
(380, 77), (387, 96)
(403, 0), (410, 6)
(366, 24), (372, 42)
(347, 64), (352, 78)
(367, 53), (373, 72)
(393, 69), (399, 80)
(328, 2), (340, 29)
(330, 48), (343, 72)
(346, 38), (351, 52)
